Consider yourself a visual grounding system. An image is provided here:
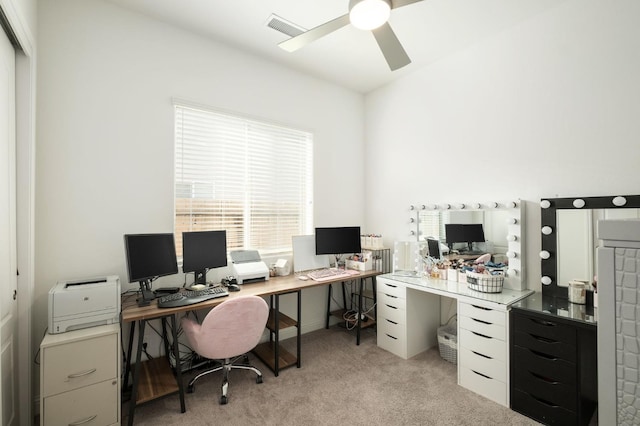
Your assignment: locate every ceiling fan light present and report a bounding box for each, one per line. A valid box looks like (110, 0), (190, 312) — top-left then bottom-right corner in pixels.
(349, 0), (391, 30)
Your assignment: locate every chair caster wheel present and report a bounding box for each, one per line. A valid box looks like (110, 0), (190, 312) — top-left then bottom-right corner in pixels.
(219, 395), (228, 405)
(243, 355), (249, 364)
(256, 375), (263, 384)
(187, 384), (194, 393)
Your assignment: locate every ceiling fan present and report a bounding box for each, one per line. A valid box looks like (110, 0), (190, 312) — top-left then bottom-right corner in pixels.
(278, 0), (425, 71)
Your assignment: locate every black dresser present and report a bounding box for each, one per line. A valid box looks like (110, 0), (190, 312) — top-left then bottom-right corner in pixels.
(510, 293), (597, 425)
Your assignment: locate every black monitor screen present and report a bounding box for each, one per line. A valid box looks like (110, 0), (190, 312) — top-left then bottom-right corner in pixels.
(315, 226), (362, 255)
(445, 224), (485, 244)
(427, 238), (441, 258)
(124, 233), (178, 283)
(182, 230), (227, 284)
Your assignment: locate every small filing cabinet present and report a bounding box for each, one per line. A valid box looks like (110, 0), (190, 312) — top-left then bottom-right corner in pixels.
(40, 324), (120, 426)
(510, 308), (596, 425)
(458, 301), (509, 406)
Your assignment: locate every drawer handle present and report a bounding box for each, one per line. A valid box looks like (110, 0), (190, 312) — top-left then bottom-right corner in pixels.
(471, 304), (492, 311)
(386, 319), (398, 325)
(471, 369), (492, 380)
(385, 294), (398, 299)
(529, 393), (559, 408)
(530, 371), (559, 385)
(530, 333), (558, 344)
(385, 333), (398, 340)
(471, 350), (492, 360)
(67, 368), (97, 379)
(471, 317), (491, 325)
(385, 284), (398, 288)
(529, 348), (557, 361)
(69, 415), (98, 425)
(530, 318), (557, 327)
(385, 304), (398, 310)
(471, 331), (491, 339)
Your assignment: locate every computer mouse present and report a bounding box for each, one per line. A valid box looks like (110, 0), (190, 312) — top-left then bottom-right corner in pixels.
(227, 284), (241, 292)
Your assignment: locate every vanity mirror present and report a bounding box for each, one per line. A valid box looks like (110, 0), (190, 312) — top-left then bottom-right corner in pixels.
(540, 195), (640, 297)
(412, 200), (526, 290)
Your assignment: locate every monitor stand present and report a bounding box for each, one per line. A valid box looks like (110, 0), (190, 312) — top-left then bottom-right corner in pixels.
(137, 279), (155, 307)
(333, 254), (343, 269)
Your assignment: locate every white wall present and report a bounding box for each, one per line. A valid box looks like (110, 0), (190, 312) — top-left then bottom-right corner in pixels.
(35, 0), (364, 368)
(364, 0), (640, 292)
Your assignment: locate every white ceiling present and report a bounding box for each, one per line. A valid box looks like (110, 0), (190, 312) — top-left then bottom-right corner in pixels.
(106, 0), (562, 93)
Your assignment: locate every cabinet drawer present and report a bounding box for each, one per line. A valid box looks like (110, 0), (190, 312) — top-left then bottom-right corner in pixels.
(377, 280), (405, 299)
(511, 388), (577, 425)
(459, 315), (506, 341)
(459, 328), (506, 360)
(43, 379), (118, 426)
(42, 333), (118, 396)
(377, 329), (406, 358)
(460, 346), (507, 383)
(460, 366), (507, 406)
(377, 292), (406, 311)
(459, 302), (506, 326)
(377, 301), (405, 324)
(378, 315), (405, 340)
(511, 345), (576, 400)
(512, 329), (576, 363)
(512, 312), (576, 354)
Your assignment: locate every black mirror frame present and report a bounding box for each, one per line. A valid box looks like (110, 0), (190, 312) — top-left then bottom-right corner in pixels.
(540, 194), (640, 298)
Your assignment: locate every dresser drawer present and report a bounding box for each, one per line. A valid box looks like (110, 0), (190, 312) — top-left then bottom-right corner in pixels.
(511, 345), (576, 395)
(460, 366), (507, 406)
(459, 315), (506, 341)
(459, 328), (506, 360)
(377, 279), (405, 299)
(378, 314), (405, 340)
(377, 291), (406, 311)
(377, 303), (405, 325)
(459, 302), (506, 326)
(460, 346), (507, 383)
(512, 312), (576, 357)
(43, 379), (119, 426)
(378, 328), (406, 358)
(42, 332), (118, 396)
(511, 388), (577, 425)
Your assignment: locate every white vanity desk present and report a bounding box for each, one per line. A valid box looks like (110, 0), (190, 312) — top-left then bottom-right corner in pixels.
(376, 273), (533, 407)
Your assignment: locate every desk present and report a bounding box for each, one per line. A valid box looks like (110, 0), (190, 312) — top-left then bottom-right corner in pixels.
(121, 270), (381, 425)
(376, 273), (533, 407)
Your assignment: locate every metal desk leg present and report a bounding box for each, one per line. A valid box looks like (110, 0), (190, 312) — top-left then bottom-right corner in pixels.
(357, 278), (364, 345)
(325, 284), (332, 329)
(297, 290), (302, 367)
(123, 321), (136, 392)
(127, 319), (146, 426)
(170, 314), (186, 413)
(274, 295), (280, 376)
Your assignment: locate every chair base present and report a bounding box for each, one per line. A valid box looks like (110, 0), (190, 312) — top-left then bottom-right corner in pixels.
(186, 354), (263, 404)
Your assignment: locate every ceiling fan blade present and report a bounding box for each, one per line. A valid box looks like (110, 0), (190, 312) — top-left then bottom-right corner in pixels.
(372, 22), (411, 71)
(278, 14), (351, 52)
(391, 0), (425, 9)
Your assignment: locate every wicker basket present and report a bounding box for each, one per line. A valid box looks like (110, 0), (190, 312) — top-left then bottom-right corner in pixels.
(466, 271), (504, 293)
(437, 324), (457, 364)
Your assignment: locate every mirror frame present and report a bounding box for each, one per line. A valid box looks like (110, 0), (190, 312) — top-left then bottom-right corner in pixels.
(540, 194), (640, 298)
(411, 199), (526, 291)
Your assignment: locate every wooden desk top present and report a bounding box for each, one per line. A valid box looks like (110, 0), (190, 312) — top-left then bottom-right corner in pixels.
(121, 270), (382, 323)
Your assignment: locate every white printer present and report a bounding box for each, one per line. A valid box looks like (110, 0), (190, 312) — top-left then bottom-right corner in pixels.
(48, 275), (121, 334)
(230, 250), (270, 284)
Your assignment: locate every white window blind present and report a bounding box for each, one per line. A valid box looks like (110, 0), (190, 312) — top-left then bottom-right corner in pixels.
(420, 211), (450, 241)
(174, 104), (313, 257)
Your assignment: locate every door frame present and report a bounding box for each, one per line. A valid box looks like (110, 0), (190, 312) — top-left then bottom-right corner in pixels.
(0, 2), (36, 424)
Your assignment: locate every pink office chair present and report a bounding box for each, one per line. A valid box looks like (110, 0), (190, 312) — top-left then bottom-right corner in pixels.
(474, 253), (492, 264)
(181, 295), (269, 404)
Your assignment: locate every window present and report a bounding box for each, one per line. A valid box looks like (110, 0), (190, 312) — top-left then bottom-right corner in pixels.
(420, 211), (450, 241)
(174, 103), (313, 258)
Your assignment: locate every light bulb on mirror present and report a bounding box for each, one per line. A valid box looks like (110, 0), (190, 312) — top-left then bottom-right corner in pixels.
(539, 250), (551, 259)
(442, 204), (451, 210)
(613, 196), (627, 207)
(472, 203), (481, 209)
(507, 268), (518, 277)
(489, 202), (498, 208)
(409, 205), (415, 210)
(506, 251), (517, 258)
(540, 200), (551, 209)
(506, 217), (518, 225)
(573, 198), (585, 208)
(507, 235), (518, 242)
(541, 276), (552, 286)
(458, 203), (466, 209)
(541, 226), (553, 235)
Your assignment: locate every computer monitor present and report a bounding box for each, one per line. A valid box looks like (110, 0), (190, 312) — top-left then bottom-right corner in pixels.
(124, 233), (179, 306)
(445, 223), (485, 252)
(182, 230), (228, 284)
(315, 226), (362, 268)
(427, 238), (441, 259)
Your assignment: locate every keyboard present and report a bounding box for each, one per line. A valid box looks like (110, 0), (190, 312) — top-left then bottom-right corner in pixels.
(157, 287), (229, 308)
(307, 268), (360, 282)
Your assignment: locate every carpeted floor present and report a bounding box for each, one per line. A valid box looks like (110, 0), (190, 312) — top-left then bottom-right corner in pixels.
(123, 327), (541, 425)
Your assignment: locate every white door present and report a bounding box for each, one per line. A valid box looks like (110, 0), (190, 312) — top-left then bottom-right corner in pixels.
(0, 25), (18, 426)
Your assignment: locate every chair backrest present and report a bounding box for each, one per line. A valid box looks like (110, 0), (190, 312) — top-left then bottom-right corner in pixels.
(181, 295), (269, 360)
(475, 253), (491, 264)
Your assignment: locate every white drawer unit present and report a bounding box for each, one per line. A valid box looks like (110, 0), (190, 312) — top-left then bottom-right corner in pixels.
(458, 300), (509, 407)
(40, 324), (121, 426)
